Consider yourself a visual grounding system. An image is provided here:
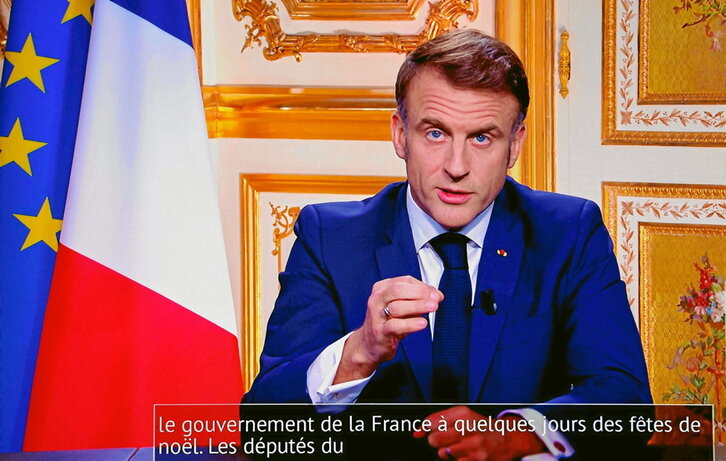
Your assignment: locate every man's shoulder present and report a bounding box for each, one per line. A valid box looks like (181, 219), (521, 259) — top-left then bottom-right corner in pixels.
(297, 181), (405, 232)
(501, 177), (604, 230)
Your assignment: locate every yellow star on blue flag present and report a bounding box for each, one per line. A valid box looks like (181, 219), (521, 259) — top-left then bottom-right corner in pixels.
(13, 197), (63, 251)
(62, 0), (95, 25)
(4, 34), (60, 92)
(0, 118), (48, 175)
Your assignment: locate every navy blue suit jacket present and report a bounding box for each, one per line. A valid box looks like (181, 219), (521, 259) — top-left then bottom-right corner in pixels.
(244, 178), (651, 407)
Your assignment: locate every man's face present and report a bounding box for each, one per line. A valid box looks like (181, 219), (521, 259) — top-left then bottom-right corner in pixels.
(392, 68), (526, 230)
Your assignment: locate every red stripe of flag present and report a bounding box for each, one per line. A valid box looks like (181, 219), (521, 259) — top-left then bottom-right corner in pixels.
(24, 244), (242, 450)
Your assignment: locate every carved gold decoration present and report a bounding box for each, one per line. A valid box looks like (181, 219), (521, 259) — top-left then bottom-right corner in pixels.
(602, 182), (726, 321)
(0, 0), (10, 60)
(558, 30), (570, 99)
(280, 0), (425, 20)
(269, 203), (299, 273)
(232, 0), (478, 61)
(241, 174), (403, 390)
(602, 0), (726, 146)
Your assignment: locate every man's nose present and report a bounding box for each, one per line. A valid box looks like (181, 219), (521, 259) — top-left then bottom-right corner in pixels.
(443, 139), (469, 181)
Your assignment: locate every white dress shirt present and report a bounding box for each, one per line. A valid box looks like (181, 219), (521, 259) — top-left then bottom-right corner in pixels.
(305, 185), (573, 459)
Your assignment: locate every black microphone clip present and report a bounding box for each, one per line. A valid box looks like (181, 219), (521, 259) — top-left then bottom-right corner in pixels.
(471, 289), (497, 316)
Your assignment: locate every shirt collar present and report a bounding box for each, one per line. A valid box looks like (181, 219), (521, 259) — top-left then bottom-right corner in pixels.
(405, 183), (493, 252)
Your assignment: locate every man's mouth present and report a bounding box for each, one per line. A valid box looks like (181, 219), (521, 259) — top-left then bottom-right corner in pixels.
(437, 188), (472, 204)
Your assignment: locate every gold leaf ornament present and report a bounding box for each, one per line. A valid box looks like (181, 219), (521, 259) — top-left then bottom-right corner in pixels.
(232, 0), (478, 61)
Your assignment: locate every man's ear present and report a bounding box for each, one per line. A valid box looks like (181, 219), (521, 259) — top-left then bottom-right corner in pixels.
(391, 111), (407, 160)
(507, 123), (526, 169)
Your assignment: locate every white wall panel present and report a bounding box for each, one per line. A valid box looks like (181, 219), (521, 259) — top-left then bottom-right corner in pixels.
(555, 0), (725, 205)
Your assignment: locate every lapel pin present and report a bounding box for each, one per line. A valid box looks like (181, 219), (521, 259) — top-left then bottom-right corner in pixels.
(496, 249), (508, 257)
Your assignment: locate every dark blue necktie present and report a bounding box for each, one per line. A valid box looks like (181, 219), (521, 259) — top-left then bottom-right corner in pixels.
(430, 232), (471, 402)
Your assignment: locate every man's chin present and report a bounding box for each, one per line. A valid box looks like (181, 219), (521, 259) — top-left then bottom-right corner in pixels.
(431, 213), (473, 231)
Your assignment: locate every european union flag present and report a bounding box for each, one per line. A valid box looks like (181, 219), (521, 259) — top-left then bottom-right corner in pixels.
(0, 0), (93, 452)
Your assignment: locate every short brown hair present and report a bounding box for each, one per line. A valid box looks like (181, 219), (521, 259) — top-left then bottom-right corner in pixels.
(395, 29), (529, 126)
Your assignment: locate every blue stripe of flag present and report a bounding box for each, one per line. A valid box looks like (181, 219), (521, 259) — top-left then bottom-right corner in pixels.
(0, 1), (92, 452)
(110, 0), (192, 47)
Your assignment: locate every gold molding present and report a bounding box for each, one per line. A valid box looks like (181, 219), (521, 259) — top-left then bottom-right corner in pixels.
(240, 174), (403, 391)
(602, 0), (726, 146)
(496, 0), (556, 192)
(232, 0), (478, 61)
(204, 85), (395, 140)
(602, 181), (726, 242)
(280, 0), (425, 20)
(558, 30), (570, 99)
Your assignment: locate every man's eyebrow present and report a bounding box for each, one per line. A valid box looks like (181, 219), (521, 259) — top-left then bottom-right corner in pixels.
(415, 118), (506, 137)
(417, 117), (448, 130)
(470, 124), (504, 137)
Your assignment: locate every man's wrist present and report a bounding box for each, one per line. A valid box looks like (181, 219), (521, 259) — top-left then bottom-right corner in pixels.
(333, 330), (378, 384)
(501, 409), (575, 459)
(307, 333), (374, 408)
(499, 416), (548, 459)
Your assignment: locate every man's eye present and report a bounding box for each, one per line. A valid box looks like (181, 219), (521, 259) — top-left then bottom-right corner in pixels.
(426, 130), (444, 140)
(473, 134), (490, 144)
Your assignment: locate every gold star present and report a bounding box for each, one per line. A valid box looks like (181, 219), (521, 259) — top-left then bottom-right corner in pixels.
(0, 119), (48, 176)
(4, 34), (60, 92)
(13, 197), (63, 251)
(62, 0), (95, 25)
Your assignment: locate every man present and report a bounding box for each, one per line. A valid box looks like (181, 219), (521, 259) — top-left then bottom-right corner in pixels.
(244, 29), (651, 459)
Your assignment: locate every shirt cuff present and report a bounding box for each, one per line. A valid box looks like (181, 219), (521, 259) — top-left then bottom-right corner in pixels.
(306, 332), (374, 412)
(500, 408), (575, 460)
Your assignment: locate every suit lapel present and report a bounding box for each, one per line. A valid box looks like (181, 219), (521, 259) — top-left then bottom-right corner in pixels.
(468, 185), (524, 401)
(374, 184), (432, 401)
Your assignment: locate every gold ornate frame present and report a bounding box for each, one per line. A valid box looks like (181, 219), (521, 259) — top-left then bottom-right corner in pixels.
(232, 0), (477, 61)
(602, 182), (726, 321)
(602, 0), (726, 146)
(240, 174), (402, 390)
(189, 0), (555, 192)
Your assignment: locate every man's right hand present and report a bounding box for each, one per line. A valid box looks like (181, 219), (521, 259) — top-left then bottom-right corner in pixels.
(333, 275), (443, 384)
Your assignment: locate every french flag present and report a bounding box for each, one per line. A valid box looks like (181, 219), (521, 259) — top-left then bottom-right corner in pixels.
(23, 0), (242, 450)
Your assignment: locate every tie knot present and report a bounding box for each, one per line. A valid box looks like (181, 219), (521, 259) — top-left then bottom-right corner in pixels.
(430, 232), (469, 269)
